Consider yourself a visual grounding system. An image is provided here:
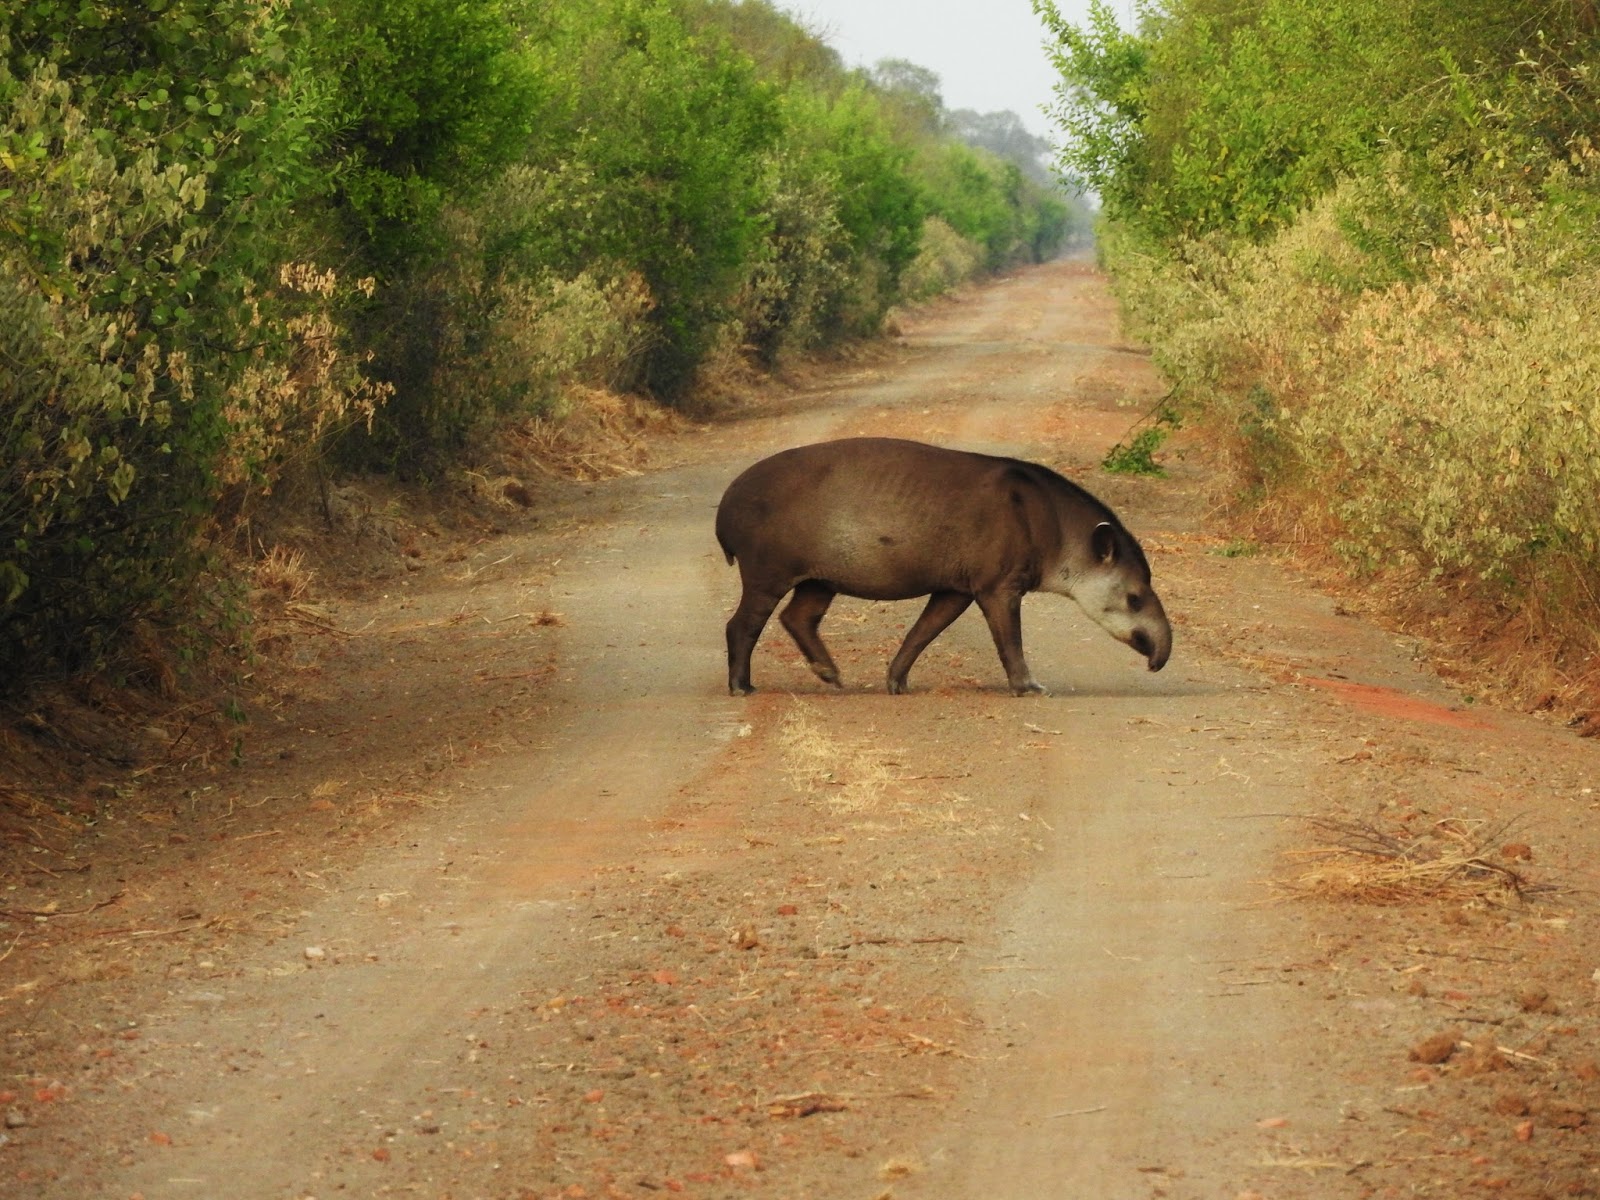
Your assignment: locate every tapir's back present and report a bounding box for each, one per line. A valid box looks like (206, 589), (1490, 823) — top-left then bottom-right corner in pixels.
(715, 437), (1057, 600)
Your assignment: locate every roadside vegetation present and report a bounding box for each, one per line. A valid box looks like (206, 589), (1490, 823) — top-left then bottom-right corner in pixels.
(0, 0), (1085, 698)
(1035, 0), (1600, 712)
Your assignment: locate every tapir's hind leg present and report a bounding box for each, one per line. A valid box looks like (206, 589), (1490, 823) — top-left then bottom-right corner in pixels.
(887, 591), (973, 694)
(778, 580), (841, 686)
(726, 585), (783, 695)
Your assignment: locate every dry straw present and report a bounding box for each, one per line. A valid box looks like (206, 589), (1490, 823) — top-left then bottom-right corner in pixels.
(509, 386), (681, 482)
(778, 704), (896, 813)
(1276, 815), (1551, 906)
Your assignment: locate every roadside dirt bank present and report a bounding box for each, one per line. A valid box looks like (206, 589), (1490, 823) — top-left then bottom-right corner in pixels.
(3, 260), (1598, 1200)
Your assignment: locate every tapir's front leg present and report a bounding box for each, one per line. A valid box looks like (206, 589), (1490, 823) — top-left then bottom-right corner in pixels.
(975, 589), (1045, 695)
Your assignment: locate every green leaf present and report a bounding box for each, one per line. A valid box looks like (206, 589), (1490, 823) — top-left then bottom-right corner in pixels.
(107, 462), (137, 505)
(0, 563), (27, 607)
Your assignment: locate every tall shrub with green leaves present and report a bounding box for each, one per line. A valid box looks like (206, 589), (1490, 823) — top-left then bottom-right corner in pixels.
(0, 5), (376, 687)
(300, 0), (546, 463)
(917, 142), (1036, 269)
(515, 0), (780, 400)
(306, 0), (543, 267)
(1033, 0), (1152, 218)
(1037, 0), (1600, 245)
(747, 82), (924, 353)
(1035, 0), (1600, 683)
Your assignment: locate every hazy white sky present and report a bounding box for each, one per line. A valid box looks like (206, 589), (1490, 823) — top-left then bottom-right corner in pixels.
(781, 1), (1137, 140)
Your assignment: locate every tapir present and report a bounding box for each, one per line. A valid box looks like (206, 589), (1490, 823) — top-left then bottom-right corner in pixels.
(714, 436), (1172, 696)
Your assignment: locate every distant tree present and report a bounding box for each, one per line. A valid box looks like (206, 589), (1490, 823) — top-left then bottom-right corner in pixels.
(870, 57), (945, 135)
(947, 108), (1056, 187)
(684, 0), (845, 84)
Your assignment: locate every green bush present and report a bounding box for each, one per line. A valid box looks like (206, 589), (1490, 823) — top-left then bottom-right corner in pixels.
(306, 0), (543, 266)
(522, 0), (781, 400)
(734, 147), (850, 363)
(0, 8), (377, 685)
(899, 216), (986, 301)
(753, 82), (925, 349)
(1039, 0), (1600, 676)
(1038, 0), (1600, 244)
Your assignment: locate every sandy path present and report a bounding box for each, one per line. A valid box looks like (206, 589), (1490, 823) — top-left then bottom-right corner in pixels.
(7, 261), (1598, 1200)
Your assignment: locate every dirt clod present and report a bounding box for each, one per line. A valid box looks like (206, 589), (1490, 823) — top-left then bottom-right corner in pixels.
(1460, 1040), (1509, 1076)
(1493, 1093), (1530, 1116)
(1410, 1030), (1463, 1065)
(1518, 985), (1559, 1014)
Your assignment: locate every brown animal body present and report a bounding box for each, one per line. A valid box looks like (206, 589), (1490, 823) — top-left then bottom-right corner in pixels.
(714, 437), (1172, 695)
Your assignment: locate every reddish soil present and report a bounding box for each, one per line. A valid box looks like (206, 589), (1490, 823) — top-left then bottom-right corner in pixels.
(1299, 677), (1496, 731)
(2, 260), (1598, 1200)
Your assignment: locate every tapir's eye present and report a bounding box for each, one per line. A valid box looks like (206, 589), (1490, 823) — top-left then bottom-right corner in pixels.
(1127, 593), (1144, 613)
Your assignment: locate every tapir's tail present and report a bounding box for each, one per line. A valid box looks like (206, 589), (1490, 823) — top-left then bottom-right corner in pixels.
(714, 509), (737, 565)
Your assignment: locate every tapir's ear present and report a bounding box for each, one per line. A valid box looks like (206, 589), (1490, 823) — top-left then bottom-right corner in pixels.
(1091, 521), (1117, 564)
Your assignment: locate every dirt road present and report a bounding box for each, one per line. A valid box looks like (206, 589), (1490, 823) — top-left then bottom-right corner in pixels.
(4, 261), (1598, 1199)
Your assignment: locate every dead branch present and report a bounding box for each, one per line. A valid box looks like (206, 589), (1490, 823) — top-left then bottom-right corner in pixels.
(0, 889), (124, 921)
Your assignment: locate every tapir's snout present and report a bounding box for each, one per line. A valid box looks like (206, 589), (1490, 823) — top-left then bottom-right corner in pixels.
(1146, 633), (1170, 672)
(1130, 627), (1170, 671)
(1130, 598), (1172, 672)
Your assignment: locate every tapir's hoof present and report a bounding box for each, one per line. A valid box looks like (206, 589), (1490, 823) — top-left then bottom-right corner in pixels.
(809, 663), (842, 687)
(1011, 681), (1048, 697)
(730, 683), (756, 697)
(886, 677), (908, 695)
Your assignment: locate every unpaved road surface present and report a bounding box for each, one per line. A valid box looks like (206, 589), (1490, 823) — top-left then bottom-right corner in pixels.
(4, 261), (1599, 1200)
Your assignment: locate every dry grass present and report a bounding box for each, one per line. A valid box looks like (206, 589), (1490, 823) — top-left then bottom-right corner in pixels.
(1107, 201), (1600, 728)
(1277, 815), (1552, 906)
(776, 705), (992, 838)
(507, 386), (684, 482)
(253, 544), (313, 601)
(778, 704), (896, 813)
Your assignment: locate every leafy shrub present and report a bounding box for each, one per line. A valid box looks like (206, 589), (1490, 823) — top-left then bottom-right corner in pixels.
(1102, 427), (1169, 476)
(304, 0), (545, 268)
(523, 0), (781, 401)
(734, 148), (850, 363)
(899, 217), (986, 301)
(776, 82), (925, 340)
(1107, 190), (1600, 648)
(1043, 0), (1600, 686)
(917, 142), (1034, 270)
(1103, 413), (1177, 476)
(1033, 0), (1154, 217)
(0, 10), (376, 685)
(1039, 0), (1600, 242)
(1292, 216), (1600, 586)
